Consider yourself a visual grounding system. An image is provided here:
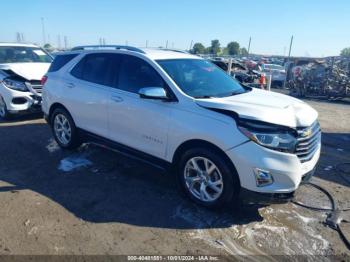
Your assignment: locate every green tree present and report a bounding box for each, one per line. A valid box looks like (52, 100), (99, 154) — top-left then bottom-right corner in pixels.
(43, 43), (54, 51)
(191, 42), (206, 54)
(341, 47), (350, 57)
(240, 47), (249, 56)
(226, 41), (240, 55)
(209, 39), (221, 55)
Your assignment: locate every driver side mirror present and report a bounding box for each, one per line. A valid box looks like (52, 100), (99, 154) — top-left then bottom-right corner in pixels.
(139, 87), (169, 100)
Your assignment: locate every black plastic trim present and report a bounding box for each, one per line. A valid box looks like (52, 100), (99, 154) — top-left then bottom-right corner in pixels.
(240, 188), (295, 205)
(79, 129), (172, 171)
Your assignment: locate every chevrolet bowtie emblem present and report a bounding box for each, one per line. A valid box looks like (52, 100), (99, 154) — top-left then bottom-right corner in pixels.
(302, 128), (312, 137)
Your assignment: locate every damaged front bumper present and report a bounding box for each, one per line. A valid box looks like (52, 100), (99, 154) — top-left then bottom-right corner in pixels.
(0, 82), (42, 114)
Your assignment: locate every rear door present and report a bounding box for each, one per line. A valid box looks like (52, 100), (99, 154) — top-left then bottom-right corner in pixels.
(63, 53), (117, 137)
(107, 54), (173, 159)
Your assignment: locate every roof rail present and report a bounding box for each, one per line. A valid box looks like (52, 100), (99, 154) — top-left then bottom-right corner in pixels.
(158, 48), (189, 54)
(71, 45), (145, 54)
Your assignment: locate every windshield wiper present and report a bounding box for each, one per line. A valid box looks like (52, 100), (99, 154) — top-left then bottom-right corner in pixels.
(194, 95), (213, 99)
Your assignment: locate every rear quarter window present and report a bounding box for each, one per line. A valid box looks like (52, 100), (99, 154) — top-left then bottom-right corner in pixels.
(48, 54), (78, 72)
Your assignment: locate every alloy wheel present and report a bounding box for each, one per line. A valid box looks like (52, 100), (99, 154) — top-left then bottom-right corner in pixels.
(54, 114), (72, 145)
(184, 157), (224, 202)
(0, 98), (6, 118)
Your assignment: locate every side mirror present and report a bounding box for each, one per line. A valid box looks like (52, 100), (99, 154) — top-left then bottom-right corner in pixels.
(139, 87), (169, 100)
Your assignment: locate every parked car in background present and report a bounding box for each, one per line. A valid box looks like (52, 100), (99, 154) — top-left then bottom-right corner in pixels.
(0, 43), (52, 119)
(210, 59), (262, 86)
(262, 63), (286, 87)
(42, 45), (321, 208)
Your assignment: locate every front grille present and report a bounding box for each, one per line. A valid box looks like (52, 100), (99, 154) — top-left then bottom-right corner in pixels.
(295, 121), (321, 163)
(26, 81), (43, 95)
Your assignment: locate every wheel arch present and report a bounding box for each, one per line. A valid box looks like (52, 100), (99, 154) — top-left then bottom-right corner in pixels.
(48, 103), (73, 125)
(172, 139), (241, 186)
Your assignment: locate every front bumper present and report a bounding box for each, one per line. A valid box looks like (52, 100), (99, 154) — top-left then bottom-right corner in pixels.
(0, 82), (42, 113)
(226, 140), (320, 198)
(239, 167), (316, 205)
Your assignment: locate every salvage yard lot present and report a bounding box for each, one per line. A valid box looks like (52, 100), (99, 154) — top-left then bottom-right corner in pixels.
(0, 94), (349, 258)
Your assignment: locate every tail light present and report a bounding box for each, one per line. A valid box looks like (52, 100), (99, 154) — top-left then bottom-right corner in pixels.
(41, 75), (48, 86)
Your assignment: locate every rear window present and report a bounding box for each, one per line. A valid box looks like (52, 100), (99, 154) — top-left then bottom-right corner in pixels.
(70, 53), (118, 87)
(48, 54), (78, 72)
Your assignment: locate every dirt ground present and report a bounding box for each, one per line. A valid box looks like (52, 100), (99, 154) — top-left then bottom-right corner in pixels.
(0, 92), (349, 260)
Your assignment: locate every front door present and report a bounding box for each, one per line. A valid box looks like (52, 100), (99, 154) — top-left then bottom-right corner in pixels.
(107, 54), (173, 159)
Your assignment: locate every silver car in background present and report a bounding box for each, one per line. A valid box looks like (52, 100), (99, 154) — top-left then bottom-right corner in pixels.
(262, 63), (286, 87)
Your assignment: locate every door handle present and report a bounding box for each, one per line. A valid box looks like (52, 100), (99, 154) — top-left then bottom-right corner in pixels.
(111, 95), (123, 102)
(66, 83), (75, 88)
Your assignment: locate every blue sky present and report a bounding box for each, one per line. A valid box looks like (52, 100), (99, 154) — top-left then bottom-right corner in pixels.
(1, 0), (349, 57)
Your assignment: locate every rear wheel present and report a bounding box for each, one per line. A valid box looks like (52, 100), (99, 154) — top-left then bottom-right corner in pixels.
(178, 148), (240, 208)
(51, 108), (81, 149)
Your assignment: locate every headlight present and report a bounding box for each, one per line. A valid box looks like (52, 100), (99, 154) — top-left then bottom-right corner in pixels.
(2, 78), (28, 92)
(238, 119), (297, 153)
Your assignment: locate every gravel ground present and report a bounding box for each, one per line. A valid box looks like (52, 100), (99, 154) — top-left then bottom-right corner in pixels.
(0, 93), (349, 260)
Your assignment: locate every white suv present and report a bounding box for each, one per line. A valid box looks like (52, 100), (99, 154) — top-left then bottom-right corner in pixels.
(42, 45), (321, 208)
(0, 43), (52, 119)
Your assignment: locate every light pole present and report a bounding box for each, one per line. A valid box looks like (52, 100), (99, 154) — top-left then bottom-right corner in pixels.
(247, 37), (251, 55)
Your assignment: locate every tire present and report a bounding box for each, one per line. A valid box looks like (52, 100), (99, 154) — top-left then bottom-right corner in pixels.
(51, 107), (81, 150)
(0, 98), (11, 120)
(177, 147), (240, 208)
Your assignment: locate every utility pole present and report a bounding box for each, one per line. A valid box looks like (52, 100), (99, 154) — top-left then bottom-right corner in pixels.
(64, 36), (68, 50)
(288, 35), (294, 59)
(247, 37), (251, 55)
(57, 35), (61, 49)
(146, 40), (148, 48)
(166, 40), (168, 48)
(283, 35), (294, 89)
(41, 17), (46, 46)
(189, 40), (193, 51)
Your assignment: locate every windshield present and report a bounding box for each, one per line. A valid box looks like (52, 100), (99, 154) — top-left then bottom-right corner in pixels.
(157, 59), (247, 98)
(0, 46), (53, 63)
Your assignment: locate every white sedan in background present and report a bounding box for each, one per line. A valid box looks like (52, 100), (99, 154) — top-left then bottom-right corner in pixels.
(0, 43), (52, 119)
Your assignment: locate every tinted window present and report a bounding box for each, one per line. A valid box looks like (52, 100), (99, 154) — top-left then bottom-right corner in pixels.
(71, 53), (119, 87)
(48, 54), (78, 72)
(71, 56), (84, 79)
(117, 55), (164, 93)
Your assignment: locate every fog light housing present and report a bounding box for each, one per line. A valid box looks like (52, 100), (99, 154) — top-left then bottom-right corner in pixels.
(254, 168), (274, 187)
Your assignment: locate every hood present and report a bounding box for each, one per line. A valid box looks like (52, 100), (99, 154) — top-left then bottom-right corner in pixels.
(196, 89), (318, 127)
(0, 63), (50, 81)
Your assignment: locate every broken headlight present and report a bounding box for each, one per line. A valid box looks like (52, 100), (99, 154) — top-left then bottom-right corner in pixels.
(3, 78), (28, 92)
(238, 119), (297, 153)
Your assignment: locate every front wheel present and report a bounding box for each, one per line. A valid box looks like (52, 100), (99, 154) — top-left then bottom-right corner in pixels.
(51, 108), (81, 150)
(178, 148), (240, 208)
(0, 98), (11, 120)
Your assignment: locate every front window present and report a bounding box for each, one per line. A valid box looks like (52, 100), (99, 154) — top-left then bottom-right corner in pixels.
(0, 46), (53, 63)
(157, 59), (247, 98)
